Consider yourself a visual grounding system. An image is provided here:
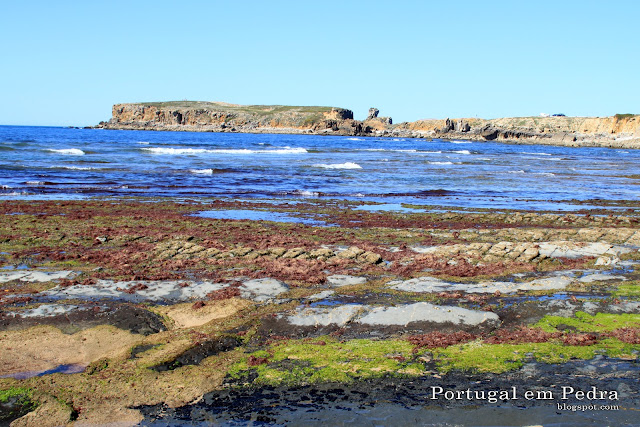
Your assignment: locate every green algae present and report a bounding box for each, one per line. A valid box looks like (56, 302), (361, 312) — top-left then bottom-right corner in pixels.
(228, 335), (640, 384)
(613, 281), (640, 298)
(0, 386), (37, 422)
(535, 312), (640, 332)
(228, 337), (421, 386)
(431, 339), (638, 374)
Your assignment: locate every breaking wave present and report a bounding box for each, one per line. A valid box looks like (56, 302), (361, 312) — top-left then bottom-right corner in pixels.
(190, 169), (214, 175)
(142, 147), (308, 155)
(312, 162), (362, 169)
(46, 148), (85, 155)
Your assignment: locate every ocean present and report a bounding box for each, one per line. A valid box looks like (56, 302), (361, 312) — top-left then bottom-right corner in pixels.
(1, 125), (639, 210)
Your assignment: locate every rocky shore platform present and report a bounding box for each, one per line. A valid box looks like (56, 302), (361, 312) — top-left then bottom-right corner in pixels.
(1, 199), (639, 425)
(95, 101), (640, 149)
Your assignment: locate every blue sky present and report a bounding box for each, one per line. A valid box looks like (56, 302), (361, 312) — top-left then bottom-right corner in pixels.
(1, 0), (638, 126)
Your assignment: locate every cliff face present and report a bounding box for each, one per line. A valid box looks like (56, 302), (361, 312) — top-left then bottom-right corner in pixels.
(398, 115), (640, 148)
(98, 101), (358, 135)
(96, 102), (640, 149)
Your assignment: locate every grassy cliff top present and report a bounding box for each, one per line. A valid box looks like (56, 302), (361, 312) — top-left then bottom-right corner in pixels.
(124, 101), (344, 114)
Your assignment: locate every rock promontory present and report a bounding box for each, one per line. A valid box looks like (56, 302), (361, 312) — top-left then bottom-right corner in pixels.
(96, 101), (640, 149)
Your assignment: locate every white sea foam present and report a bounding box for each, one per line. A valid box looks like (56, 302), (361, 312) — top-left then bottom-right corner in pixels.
(508, 170), (526, 174)
(534, 172), (556, 176)
(428, 161), (454, 165)
(292, 190), (319, 197)
(522, 152), (551, 156)
(51, 166), (94, 170)
(190, 169), (214, 175)
(453, 150), (471, 154)
(1, 185), (11, 189)
(137, 141), (150, 145)
(361, 148), (417, 153)
(347, 138), (364, 141)
(26, 181), (45, 185)
(143, 147), (307, 155)
(46, 148), (85, 155)
(312, 162), (362, 169)
(451, 140), (472, 144)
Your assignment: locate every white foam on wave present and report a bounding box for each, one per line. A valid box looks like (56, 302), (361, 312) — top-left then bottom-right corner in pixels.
(46, 148), (85, 155)
(361, 148), (417, 153)
(137, 141), (150, 145)
(143, 147), (308, 155)
(50, 166), (96, 170)
(347, 137), (364, 141)
(522, 152), (551, 156)
(534, 172), (556, 176)
(508, 170), (526, 174)
(26, 181), (46, 185)
(453, 150), (471, 154)
(312, 162), (362, 169)
(428, 161), (454, 165)
(190, 169), (214, 175)
(292, 190), (319, 197)
(451, 140), (472, 144)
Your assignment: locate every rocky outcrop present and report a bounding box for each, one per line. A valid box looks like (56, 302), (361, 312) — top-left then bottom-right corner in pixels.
(96, 101), (640, 148)
(402, 115), (640, 148)
(96, 101), (369, 136)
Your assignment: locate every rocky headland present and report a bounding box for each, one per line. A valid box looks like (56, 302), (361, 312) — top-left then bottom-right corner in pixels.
(95, 101), (640, 149)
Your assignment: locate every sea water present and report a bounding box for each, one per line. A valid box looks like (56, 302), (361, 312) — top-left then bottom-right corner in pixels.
(1, 125), (639, 210)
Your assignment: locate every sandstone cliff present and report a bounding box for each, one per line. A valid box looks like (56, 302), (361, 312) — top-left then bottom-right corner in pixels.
(96, 102), (640, 149)
(400, 115), (640, 148)
(97, 101), (359, 135)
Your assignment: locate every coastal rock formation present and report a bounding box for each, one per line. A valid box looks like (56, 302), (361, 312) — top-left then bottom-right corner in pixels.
(95, 101), (640, 148)
(96, 101), (367, 136)
(402, 115), (640, 148)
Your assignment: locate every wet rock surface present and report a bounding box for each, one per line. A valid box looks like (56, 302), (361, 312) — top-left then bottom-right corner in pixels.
(0, 199), (638, 425)
(152, 336), (242, 372)
(138, 357), (640, 426)
(0, 302), (166, 335)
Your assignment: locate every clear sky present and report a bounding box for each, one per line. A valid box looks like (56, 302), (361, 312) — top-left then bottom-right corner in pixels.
(1, 0), (638, 126)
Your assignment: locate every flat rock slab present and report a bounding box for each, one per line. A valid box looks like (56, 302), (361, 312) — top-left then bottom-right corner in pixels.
(8, 303), (83, 318)
(326, 275), (367, 287)
(578, 273), (627, 283)
(538, 242), (631, 259)
(287, 305), (365, 327)
(0, 270), (75, 283)
(388, 275), (574, 294)
(240, 278), (289, 302)
(42, 278), (288, 303)
(356, 302), (499, 327)
(44, 280), (229, 302)
(284, 302), (499, 328)
(306, 290), (336, 301)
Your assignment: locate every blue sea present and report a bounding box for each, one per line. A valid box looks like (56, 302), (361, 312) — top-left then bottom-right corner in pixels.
(1, 125), (639, 210)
